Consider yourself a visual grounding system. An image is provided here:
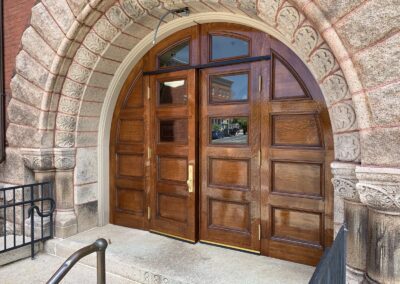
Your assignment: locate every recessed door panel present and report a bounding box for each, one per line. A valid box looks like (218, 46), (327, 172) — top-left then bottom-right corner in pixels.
(149, 69), (197, 242)
(200, 63), (261, 252)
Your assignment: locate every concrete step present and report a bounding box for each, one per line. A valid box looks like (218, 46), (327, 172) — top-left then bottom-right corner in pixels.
(43, 224), (314, 284)
(0, 253), (139, 284)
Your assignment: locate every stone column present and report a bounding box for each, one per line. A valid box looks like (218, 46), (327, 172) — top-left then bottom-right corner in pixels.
(53, 148), (77, 238)
(357, 167), (400, 284)
(332, 162), (367, 283)
(21, 148), (78, 238)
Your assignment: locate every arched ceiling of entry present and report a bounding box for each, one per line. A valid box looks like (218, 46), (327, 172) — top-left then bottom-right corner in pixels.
(10, 0), (370, 164)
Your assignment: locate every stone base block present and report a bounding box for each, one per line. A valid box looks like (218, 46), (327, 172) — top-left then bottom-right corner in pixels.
(55, 210), (77, 238)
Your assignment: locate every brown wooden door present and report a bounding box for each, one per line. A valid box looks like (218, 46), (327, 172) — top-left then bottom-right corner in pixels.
(110, 60), (149, 230)
(148, 69), (198, 242)
(259, 41), (334, 266)
(199, 63), (262, 252)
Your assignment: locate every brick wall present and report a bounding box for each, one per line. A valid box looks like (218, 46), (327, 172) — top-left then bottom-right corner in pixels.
(3, 0), (36, 97)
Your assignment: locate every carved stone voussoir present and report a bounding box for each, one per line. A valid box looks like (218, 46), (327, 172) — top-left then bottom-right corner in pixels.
(54, 148), (77, 170)
(21, 148), (54, 171)
(332, 178), (359, 202)
(356, 167), (400, 214)
(331, 161), (359, 202)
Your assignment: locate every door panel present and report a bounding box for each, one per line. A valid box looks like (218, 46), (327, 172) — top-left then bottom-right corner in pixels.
(260, 40), (334, 266)
(200, 63), (261, 252)
(148, 69), (197, 242)
(110, 60), (149, 229)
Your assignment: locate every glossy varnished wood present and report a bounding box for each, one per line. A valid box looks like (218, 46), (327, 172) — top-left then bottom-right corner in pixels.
(148, 69), (198, 242)
(260, 39), (334, 265)
(110, 59), (149, 230)
(110, 24), (334, 266)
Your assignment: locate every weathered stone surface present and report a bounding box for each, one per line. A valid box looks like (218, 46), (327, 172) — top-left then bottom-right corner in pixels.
(62, 78), (85, 99)
(75, 201), (98, 232)
(81, 85), (107, 102)
(74, 183), (98, 205)
(79, 101), (103, 117)
(329, 101), (358, 133)
(75, 46), (99, 69)
(7, 100), (40, 128)
(30, 3), (65, 51)
(76, 116), (100, 132)
(21, 27), (55, 69)
(74, 147), (98, 184)
(314, 0), (364, 22)
(83, 31), (108, 55)
(67, 62), (91, 84)
(95, 57), (120, 74)
(93, 17), (119, 42)
(360, 127), (400, 167)
(336, 0), (400, 53)
(106, 5), (131, 30)
(76, 132), (98, 147)
(353, 33), (400, 89)
(367, 81), (400, 126)
(7, 124), (53, 148)
(112, 33), (140, 50)
(42, 0), (75, 34)
(334, 132), (361, 162)
(66, 0), (87, 16)
(321, 72), (351, 106)
(10, 75), (47, 109)
(15, 50), (49, 90)
(56, 114), (77, 132)
(58, 96), (80, 115)
(0, 149), (34, 185)
(103, 44), (129, 62)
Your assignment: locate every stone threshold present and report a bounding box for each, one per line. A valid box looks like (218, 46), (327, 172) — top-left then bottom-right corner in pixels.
(44, 224), (314, 284)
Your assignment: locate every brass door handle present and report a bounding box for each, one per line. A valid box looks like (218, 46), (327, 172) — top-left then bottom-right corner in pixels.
(187, 164), (194, 193)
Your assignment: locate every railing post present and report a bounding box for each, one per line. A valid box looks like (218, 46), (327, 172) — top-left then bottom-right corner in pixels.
(96, 238), (108, 284)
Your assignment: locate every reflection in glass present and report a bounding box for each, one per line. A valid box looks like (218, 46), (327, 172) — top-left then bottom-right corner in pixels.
(159, 80), (187, 105)
(159, 41), (190, 68)
(210, 73), (248, 103)
(211, 35), (249, 60)
(159, 119), (188, 143)
(210, 117), (248, 145)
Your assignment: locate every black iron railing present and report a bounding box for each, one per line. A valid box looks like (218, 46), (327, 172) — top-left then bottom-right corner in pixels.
(0, 182), (55, 259)
(309, 225), (347, 284)
(47, 238), (108, 284)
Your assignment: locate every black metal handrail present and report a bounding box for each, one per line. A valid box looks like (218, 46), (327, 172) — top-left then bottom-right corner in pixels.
(47, 238), (108, 284)
(0, 182), (55, 259)
(309, 225), (347, 284)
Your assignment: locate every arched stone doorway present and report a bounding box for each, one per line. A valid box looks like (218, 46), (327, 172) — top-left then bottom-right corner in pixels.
(15, 0), (400, 282)
(109, 22), (334, 266)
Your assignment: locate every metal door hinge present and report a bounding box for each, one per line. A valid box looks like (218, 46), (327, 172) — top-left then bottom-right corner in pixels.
(147, 86), (150, 100)
(148, 147), (152, 159)
(258, 224), (261, 240)
(258, 75), (262, 93)
(147, 206), (151, 220)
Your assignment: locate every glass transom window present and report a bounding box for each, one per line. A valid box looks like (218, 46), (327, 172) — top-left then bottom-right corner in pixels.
(211, 35), (249, 61)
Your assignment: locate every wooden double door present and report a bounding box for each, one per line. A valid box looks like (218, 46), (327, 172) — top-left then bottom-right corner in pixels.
(110, 24), (333, 266)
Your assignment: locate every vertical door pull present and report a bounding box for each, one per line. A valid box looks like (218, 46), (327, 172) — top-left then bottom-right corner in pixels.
(187, 164), (194, 193)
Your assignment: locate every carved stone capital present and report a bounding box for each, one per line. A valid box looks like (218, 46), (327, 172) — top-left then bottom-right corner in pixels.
(331, 162), (360, 202)
(356, 167), (400, 214)
(54, 148), (76, 170)
(21, 148), (54, 171)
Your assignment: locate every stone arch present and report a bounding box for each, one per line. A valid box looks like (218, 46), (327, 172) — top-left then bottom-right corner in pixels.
(9, 0), (363, 226)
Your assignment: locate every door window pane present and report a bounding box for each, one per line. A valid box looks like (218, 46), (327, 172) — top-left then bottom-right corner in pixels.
(159, 41), (190, 68)
(210, 117), (248, 145)
(210, 73), (248, 103)
(211, 35), (249, 60)
(159, 80), (187, 105)
(159, 119), (188, 143)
